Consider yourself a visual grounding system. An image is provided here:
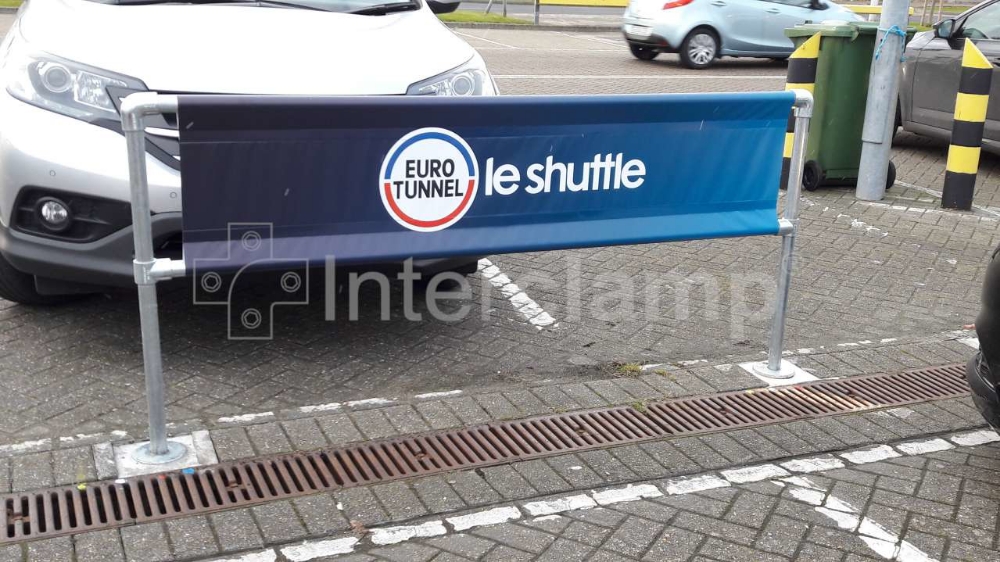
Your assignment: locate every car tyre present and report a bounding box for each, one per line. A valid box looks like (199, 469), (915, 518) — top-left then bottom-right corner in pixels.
(886, 161), (896, 190)
(679, 28), (718, 70)
(427, 0), (459, 13)
(629, 44), (658, 61)
(892, 102), (901, 142)
(0, 252), (76, 306)
(803, 160), (822, 192)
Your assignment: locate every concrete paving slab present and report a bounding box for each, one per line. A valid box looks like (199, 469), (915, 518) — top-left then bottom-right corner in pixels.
(113, 431), (218, 478)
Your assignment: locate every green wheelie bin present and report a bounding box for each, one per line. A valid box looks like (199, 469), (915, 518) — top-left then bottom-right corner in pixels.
(785, 22), (915, 191)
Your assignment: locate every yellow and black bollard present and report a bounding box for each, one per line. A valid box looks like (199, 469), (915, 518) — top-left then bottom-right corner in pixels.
(942, 40), (993, 210)
(781, 33), (820, 190)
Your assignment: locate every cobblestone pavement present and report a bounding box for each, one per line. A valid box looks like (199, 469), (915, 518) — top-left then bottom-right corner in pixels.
(0, 29), (998, 447)
(0, 336), (996, 560)
(5, 414), (997, 561)
(260, 434), (1000, 562)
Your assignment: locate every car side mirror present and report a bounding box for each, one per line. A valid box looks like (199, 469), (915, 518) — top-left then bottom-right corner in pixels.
(935, 19), (956, 39)
(809, 0), (827, 9)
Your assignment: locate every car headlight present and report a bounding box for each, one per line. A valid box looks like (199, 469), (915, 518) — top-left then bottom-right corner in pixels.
(2, 33), (145, 122)
(407, 55), (498, 96)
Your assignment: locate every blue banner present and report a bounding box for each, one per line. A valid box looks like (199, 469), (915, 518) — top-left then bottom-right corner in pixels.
(177, 92), (793, 270)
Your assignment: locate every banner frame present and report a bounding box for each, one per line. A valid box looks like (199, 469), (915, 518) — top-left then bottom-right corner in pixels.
(120, 90), (813, 462)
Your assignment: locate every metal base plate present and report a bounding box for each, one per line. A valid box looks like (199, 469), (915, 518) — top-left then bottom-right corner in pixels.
(740, 359), (819, 387)
(131, 441), (188, 465)
(751, 360), (797, 379)
(114, 431), (219, 478)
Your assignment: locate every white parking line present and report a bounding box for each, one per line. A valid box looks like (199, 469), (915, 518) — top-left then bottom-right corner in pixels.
(895, 180), (1000, 219)
(454, 31), (518, 49)
(555, 31), (622, 46)
(281, 538), (359, 561)
(478, 258), (557, 329)
(959, 337), (980, 350)
(205, 550), (279, 562)
(369, 521), (447, 545)
(777, 477), (937, 562)
(447, 506), (521, 531)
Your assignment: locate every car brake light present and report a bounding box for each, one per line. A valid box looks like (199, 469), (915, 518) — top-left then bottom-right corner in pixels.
(663, 0), (693, 8)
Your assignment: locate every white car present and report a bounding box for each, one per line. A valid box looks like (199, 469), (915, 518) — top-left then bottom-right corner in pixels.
(622, 0), (860, 69)
(0, 0), (496, 305)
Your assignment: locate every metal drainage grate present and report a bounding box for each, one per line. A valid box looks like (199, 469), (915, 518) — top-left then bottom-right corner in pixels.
(2, 363), (970, 544)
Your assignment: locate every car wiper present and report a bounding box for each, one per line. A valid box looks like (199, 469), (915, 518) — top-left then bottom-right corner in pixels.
(349, 1), (418, 15)
(105, 0), (332, 10)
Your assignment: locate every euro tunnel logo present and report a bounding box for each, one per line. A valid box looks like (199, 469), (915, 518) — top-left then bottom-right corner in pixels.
(380, 127), (479, 232)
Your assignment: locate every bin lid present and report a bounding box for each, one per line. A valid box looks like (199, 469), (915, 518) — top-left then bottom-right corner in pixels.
(785, 21), (917, 39)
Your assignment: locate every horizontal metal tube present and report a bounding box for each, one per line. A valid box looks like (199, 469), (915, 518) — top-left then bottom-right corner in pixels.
(149, 258), (187, 281)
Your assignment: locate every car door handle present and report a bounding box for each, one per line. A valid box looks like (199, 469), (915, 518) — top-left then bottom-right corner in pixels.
(766, 7), (780, 13)
(711, 1), (726, 6)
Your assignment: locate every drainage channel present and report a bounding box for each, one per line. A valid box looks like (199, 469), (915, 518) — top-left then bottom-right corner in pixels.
(2, 363), (970, 544)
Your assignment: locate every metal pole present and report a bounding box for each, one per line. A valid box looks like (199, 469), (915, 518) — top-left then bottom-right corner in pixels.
(919, 0), (930, 25)
(935, 0), (943, 23)
(856, 0), (911, 201)
(534, 0), (540, 25)
(869, 0), (879, 22)
(121, 93), (187, 465)
(502, 0), (507, 18)
(753, 90), (812, 380)
(484, 0), (493, 15)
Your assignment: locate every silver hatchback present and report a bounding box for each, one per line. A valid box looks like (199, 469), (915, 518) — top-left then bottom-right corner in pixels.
(622, 0), (860, 69)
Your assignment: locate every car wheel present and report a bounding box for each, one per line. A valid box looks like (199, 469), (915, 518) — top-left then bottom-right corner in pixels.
(629, 44), (658, 61)
(680, 28), (718, 69)
(803, 160), (822, 192)
(886, 161), (896, 190)
(0, 252), (76, 305)
(892, 102), (902, 142)
(427, 0), (459, 13)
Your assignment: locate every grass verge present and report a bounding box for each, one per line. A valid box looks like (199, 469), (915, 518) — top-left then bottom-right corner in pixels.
(439, 10), (530, 24)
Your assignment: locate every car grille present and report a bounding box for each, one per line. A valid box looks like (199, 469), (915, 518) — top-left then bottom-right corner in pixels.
(143, 110), (180, 164)
(108, 87), (182, 170)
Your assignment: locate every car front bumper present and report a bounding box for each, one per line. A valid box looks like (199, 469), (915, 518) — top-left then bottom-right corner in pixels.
(0, 93), (479, 293)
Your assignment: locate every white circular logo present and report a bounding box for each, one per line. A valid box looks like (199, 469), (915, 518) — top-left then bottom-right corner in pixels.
(380, 128), (479, 232)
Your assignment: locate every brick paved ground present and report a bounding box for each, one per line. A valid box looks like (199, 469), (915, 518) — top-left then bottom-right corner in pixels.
(0, 330), (981, 493)
(314, 439), (1000, 562)
(2, 412), (995, 561)
(0, 337), (993, 561)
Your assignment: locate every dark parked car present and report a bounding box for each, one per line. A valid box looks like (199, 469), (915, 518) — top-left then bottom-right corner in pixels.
(899, 0), (1000, 153)
(969, 246), (1000, 430)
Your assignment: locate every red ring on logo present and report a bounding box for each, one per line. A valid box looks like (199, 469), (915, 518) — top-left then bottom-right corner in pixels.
(382, 179), (477, 229)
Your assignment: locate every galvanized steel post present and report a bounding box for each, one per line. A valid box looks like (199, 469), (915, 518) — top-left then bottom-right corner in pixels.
(942, 40), (993, 210)
(121, 93), (188, 464)
(753, 90), (813, 380)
